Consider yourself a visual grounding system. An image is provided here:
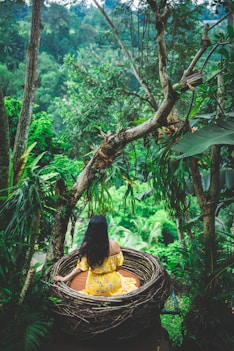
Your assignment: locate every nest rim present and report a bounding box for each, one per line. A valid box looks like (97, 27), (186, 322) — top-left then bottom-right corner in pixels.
(48, 247), (171, 340)
(50, 247), (166, 299)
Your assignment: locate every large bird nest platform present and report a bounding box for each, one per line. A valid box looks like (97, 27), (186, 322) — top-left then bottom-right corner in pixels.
(48, 247), (171, 341)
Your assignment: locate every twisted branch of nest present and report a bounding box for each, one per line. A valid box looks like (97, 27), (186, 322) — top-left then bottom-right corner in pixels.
(48, 248), (171, 341)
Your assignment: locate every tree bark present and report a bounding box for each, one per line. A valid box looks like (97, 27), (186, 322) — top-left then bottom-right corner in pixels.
(189, 71), (224, 275)
(176, 216), (185, 249)
(0, 88), (10, 196)
(13, 0), (44, 184)
(24, 206), (41, 277)
(201, 70), (223, 274)
(46, 201), (73, 262)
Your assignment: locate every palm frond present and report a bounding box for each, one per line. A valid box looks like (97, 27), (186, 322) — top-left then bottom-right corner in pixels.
(24, 320), (53, 351)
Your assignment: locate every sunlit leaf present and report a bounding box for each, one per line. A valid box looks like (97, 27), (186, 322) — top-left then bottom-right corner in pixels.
(173, 122), (234, 158)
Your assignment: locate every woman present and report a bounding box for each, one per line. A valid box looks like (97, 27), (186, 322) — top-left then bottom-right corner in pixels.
(55, 214), (138, 296)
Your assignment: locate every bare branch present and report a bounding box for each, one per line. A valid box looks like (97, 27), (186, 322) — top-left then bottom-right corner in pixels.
(201, 43), (219, 72)
(181, 24), (211, 82)
(122, 89), (155, 106)
(208, 12), (230, 31)
(92, 0), (158, 110)
(173, 24), (212, 93)
(147, 0), (171, 97)
(205, 67), (226, 84)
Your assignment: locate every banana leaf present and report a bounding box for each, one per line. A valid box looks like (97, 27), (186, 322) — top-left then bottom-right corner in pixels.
(173, 121), (234, 158)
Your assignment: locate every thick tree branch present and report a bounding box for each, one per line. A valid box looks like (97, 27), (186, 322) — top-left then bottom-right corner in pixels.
(147, 1), (183, 135)
(147, 0), (171, 96)
(209, 72), (224, 204)
(172, 24), (211, 97)
(71, 94), (177, 203)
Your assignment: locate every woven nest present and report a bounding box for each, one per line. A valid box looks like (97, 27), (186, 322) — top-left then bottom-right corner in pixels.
(48, 247), (171, 341)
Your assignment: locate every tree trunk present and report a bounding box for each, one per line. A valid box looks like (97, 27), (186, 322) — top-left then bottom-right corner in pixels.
(176, 216), (185, 249)
(13, 0), (44, 184)
(24, 206), (41, 276)
(202, 202), (217, 273)
(0, 88), (10, 196)
(46, 201), (73, 262)
(189, 151), (219, 275)
(189, 70), (224, 276)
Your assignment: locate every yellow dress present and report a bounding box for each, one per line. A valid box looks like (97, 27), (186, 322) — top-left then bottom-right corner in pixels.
(76, 251), (138, 296)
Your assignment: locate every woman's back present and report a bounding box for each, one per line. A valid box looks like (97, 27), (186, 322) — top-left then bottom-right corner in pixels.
(55, 215), (138, 296)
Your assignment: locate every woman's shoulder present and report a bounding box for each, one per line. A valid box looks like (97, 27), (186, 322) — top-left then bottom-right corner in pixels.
(109, 240), (121, 256)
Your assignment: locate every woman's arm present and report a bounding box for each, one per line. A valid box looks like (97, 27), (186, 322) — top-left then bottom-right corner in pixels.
(54, 267), (81, 282)
(109, 240), (121, 255)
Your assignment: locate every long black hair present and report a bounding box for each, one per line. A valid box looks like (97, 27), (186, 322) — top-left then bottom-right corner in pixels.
(78, 215), (109, 269)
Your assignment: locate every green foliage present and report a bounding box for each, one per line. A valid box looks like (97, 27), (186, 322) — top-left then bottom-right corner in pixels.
(144, 136), (190, 216)
(57, 49), (147, 158)
(107, 182), (165, 229)
(130, 216), (162, 246)
(28, 111), (63, 165)
(6, 62), (27, 98)
(36, 52), (67, 111)
(0, 1), (27, 70)
(182, 295), (234, 351)
(71, 182), (178, 254)
(0, 153), (59, 276)
(1, 163), (55, 240)
(49, 154), (84, 188)
(0, 157), (56, 350)
(108, 218), (148, 251)
(0, 63), (13, 95)
(0, 269), (53, 351)
(85, 177), (114, 216)
(4, 96), (22, 148)
(161, 295), (190, 349)
(41, 3), (74, 63)
(166, 0), (203, 80)
(173, 120), (234, 158)
(179, 232), (234, 351)
(1, 313), (53, 351)
(148, 241), (186, 282)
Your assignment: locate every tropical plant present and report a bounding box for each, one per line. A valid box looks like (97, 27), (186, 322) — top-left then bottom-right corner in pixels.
(0, 266), (54, 351)
(161, 295), (190, 350)
(179, 232), (234, 351)
(0, 154), (58, 351)
(0, 152), (58, 272)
